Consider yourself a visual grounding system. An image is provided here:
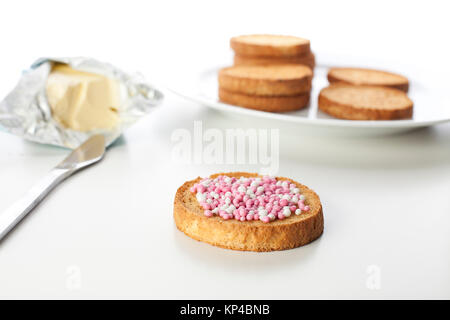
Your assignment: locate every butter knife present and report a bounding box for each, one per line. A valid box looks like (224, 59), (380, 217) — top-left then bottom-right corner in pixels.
(0, 134), (106, 242)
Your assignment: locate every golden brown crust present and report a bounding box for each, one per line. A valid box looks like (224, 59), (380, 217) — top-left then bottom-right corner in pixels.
(219, 88), (310, 112)
(218, 65), (312, 96)
(173, 172), (324, 252)
(328, 67), (409, 92)
(318, 84), (413, 120)
(234, 52), (315, 69)
(231, 34), (311, 57)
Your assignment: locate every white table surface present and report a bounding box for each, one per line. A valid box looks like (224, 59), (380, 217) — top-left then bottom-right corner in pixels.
(0, 0), (449, 299)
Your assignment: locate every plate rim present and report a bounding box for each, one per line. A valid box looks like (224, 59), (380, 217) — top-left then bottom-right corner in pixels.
(168, 60), (450, 129)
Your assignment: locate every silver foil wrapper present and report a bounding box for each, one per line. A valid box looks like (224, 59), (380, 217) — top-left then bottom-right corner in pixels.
(0, 57), (163, 148)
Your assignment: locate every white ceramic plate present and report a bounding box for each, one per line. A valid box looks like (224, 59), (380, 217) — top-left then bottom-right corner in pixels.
(169, 53), (450, 135)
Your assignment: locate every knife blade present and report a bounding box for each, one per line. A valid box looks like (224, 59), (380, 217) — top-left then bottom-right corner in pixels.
(0, 134), (106, 242)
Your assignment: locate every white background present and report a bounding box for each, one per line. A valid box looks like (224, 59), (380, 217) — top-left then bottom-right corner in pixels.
(0, 0), (449, 299)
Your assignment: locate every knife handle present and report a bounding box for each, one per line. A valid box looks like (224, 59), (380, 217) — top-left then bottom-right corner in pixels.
(0, 168), (72, 242)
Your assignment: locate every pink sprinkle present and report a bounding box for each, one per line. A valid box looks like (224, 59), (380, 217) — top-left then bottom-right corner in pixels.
(204, 210), (213, 217)
(240, 217), (245, 222)
(277, 213), (285, 220)
(261, 216), (270, 223)
(280, 199), (288, 207)
(202, 203), (211, 210)
(303, 206), (310, 212)
(246, 214), (254, 221)
(254, 214), (260, 220)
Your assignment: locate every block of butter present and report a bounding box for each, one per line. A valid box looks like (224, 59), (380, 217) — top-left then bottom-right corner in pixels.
(46, 64), (121, 132)
(0, 57), (163, 148)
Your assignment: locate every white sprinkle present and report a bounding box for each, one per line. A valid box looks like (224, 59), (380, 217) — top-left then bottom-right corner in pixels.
(295, 209), (301, 215)
(196, 192), (207, 202)
(201, 180), (210, 187)
(259, 209), (268, 216)
(292, 195), (299, 202)
(282, 194), (291, 201)
(238, 186), (246, 193)
(212, 208), (219, 214)
(256, 186), (264, 194)
(283, 206), (291, 217)
(268, 213), (275, 221)
(292, 188), (300, 194)
(206, 198), (212, 204)
(299, 195), (306, 201)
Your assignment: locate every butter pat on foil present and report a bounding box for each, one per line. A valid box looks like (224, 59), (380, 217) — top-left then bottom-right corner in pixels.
(0, 57), (163, 148)
(46, 64), (121, 132)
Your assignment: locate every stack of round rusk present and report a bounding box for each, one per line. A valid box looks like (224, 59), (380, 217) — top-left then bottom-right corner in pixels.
(218, 64), (313, 112)
(231, 34), (315, 69)
(319, 68), (413, 120)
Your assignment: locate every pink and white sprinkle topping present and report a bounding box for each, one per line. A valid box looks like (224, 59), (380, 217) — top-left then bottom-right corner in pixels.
(190, 175), (308, 223)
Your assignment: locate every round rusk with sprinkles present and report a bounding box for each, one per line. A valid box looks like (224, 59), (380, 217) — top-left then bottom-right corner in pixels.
(173, 172), (323, 252)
